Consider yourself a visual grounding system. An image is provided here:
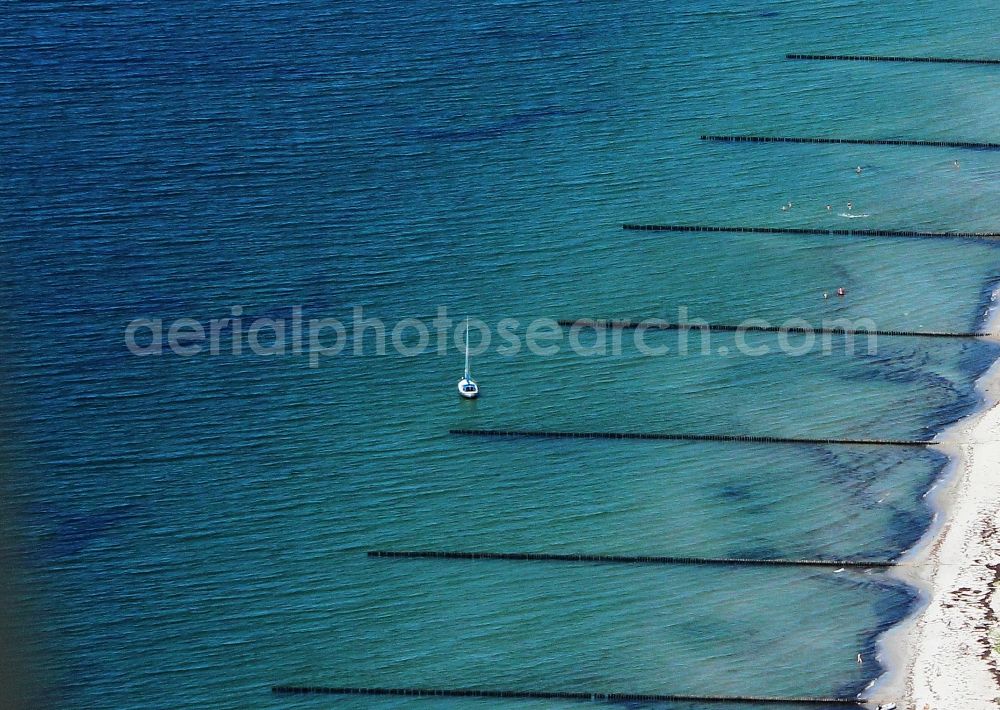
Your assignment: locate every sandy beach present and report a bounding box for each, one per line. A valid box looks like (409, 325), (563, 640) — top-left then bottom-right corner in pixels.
(873, 318), (1000, 709)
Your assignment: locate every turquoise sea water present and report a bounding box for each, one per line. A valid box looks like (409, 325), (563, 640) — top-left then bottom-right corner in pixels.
(3, 1), (1000, 708)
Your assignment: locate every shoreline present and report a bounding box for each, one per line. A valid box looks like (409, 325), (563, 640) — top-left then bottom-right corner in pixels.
(870, 294), (1000, 709)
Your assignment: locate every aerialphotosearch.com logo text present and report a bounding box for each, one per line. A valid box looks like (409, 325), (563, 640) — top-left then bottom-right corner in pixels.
(124, 305), (880, 367)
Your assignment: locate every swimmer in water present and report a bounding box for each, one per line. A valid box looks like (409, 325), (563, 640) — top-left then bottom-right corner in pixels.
(953, 160), (961, 170)
(846, 201), (853, 212)
(837, 287), (846, 297)
(856, 165), (863, 174)
(826, 205), (832, 211)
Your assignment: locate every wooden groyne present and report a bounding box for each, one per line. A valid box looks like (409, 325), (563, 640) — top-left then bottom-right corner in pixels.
(557, 318), (985, 339)
(701, 134), (1000, 150)
(621, 223), (1000, 241)
(787, 53), (1000, 65)
(450, 428), (932, 447)
(271, 685), (864, 705)
(368, 550), (896, 569)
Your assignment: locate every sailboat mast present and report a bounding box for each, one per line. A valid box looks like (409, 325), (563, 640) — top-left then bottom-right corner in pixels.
(464, 317), (471, 379)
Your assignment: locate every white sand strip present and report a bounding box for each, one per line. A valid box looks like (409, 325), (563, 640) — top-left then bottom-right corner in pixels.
(872, 315), (1000, 709)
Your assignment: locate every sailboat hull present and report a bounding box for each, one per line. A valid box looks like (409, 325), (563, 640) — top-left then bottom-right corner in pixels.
(457, 378), (479, 399)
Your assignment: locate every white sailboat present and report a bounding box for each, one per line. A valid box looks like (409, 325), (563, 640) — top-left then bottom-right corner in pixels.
(457, 317), (479, 399)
